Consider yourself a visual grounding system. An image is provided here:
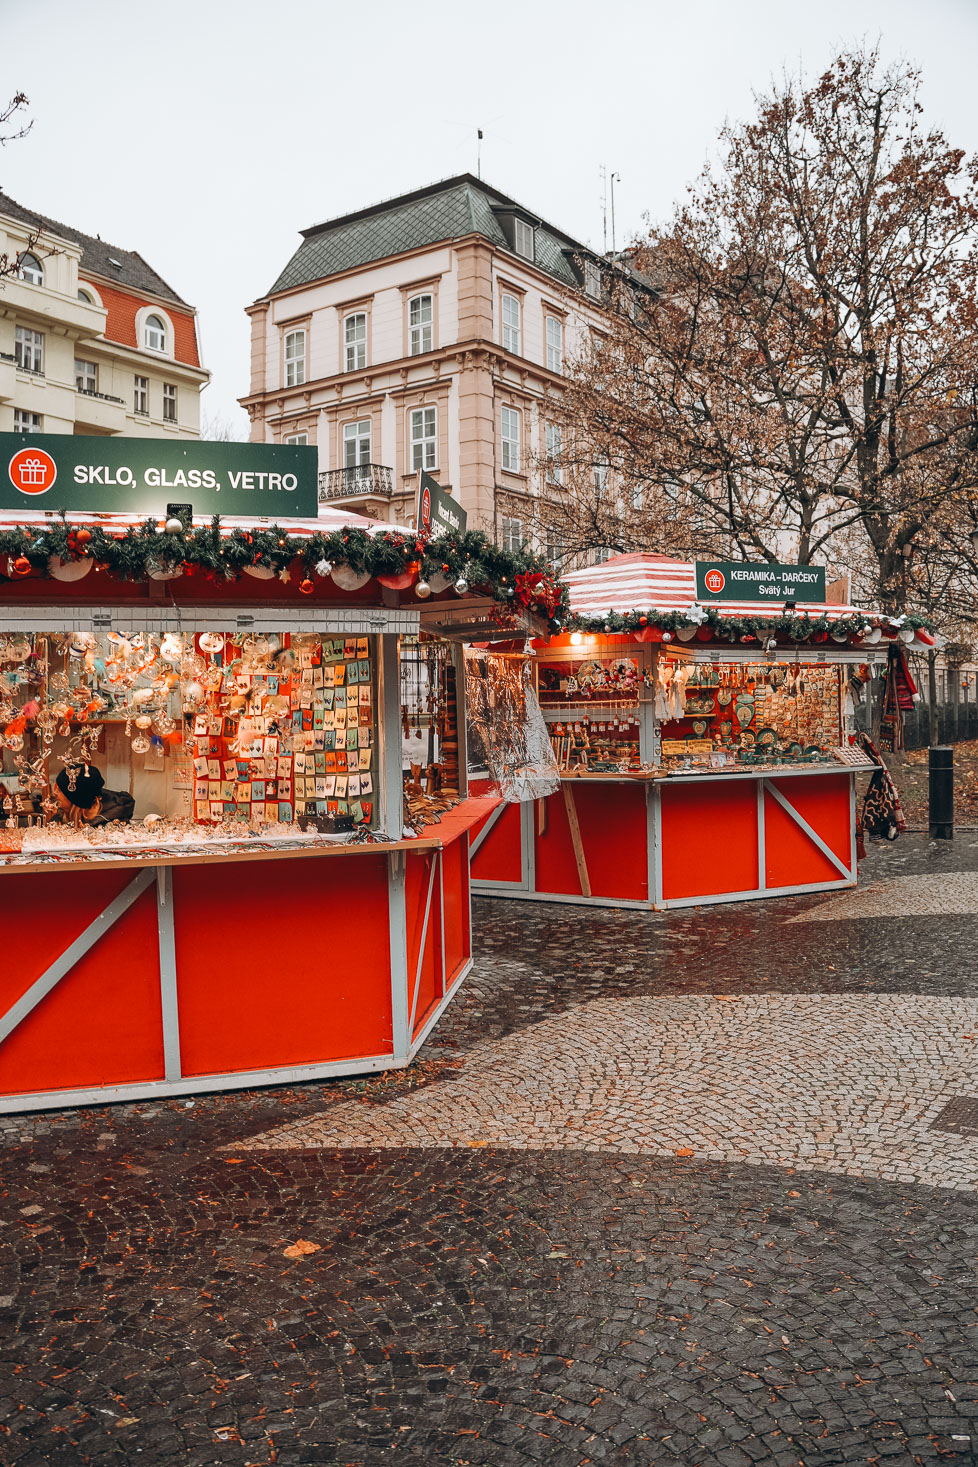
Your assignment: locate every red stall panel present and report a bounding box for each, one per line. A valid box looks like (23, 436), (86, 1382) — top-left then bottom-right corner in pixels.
(660, 779), (759, 900)
(173, 855), (393, 1076)
(407, 849), (442, 1039)
(536, 781), (648, 901)
(470, 801), (524, 886)
(441, 835), (471, 989)
(0, 870), (164, 1096)
(764, 775), (853, 889)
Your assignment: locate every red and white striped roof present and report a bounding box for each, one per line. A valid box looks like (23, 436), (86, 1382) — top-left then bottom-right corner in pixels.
(563, 552), (870, 621)
(0, 505), (393, 537)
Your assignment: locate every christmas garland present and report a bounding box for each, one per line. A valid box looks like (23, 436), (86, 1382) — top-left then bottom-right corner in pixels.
(0, 517), (568, 630)
(0, 515), (934, 643)
(559, 606), (935, 641)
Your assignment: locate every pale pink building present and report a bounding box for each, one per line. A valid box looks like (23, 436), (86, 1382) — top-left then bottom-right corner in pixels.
(240, 175), (610, 547)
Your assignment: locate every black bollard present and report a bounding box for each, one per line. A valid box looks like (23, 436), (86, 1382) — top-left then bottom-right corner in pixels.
(929, 745), (954, 840)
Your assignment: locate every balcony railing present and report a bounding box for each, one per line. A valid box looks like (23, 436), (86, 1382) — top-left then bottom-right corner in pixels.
(318, 464), (394, 502)
(77, 388), (125, 404)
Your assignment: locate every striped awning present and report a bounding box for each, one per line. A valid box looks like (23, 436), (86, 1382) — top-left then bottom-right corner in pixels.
(562, 553), (870, 621)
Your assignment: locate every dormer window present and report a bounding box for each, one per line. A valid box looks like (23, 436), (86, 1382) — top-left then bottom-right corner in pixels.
(78, 288), (94, 304)
(17, 252), (43, 286)
(584, 261), (602, 299)
(144, 314), (166, 351)
(514, 219), (534, 261)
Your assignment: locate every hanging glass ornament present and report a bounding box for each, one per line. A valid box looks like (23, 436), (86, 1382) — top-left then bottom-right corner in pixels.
(131, 734), (151, 754)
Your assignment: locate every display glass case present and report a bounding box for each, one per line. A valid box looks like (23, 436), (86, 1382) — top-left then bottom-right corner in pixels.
(654, 655), (847, 771)
(0, 628), (379, 854)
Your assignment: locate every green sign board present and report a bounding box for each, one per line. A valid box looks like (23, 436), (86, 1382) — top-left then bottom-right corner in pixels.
(416, 470), (467, 539)
(0, 433), (319, 518)
(695, 561), (826, 603)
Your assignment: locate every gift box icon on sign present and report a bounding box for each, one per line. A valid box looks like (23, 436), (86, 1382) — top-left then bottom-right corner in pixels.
(17, 457), (47, 487)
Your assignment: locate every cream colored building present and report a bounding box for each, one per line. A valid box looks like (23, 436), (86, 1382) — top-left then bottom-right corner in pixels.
(0, 193), (209, 439)
(241, 175), (610, 546)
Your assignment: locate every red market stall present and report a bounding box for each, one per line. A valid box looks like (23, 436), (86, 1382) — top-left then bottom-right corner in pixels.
(471, 553), (930, 910)
(0, 502), (558, 1114)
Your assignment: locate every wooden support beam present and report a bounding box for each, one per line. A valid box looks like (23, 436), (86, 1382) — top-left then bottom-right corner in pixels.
(561, 784), (591, 898)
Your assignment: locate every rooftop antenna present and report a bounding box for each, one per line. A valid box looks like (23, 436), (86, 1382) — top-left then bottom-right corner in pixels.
(477, 128), (483, 179)
(610, 172), (620, 258)
(599, 164), (607, 254)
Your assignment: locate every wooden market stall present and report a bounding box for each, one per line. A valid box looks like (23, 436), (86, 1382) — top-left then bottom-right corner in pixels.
(471, 553), (931, 910)
(0, 502), (558, 1113)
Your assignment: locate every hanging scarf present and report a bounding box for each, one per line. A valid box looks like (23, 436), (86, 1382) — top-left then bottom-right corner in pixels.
(856, 731), (906, 848)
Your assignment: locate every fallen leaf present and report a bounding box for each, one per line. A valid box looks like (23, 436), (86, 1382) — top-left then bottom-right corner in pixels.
(283, 1240), (320, 1259)
(675, 1148), (694, 1157)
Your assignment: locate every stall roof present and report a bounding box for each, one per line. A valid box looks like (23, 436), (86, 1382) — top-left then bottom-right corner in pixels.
(563, 552), (869, 621)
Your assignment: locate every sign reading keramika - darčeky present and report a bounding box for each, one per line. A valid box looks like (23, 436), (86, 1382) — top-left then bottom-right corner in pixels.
(695, 561), (827, 603)
(0, 434), (319, 518)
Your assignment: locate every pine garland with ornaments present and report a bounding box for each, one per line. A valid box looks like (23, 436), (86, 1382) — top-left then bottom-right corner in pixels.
(0, 516), (568, 629)
(561, 605), (935, 643)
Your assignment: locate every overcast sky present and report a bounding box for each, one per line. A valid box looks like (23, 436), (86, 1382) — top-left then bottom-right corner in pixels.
(3, 0), (976, 436)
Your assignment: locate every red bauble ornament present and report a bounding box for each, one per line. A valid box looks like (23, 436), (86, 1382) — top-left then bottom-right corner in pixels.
(12, 556), (31, 576)
(639, 616), (648, 626)
(695, 626), (713, 642)
(75, 527), (92, 547)
(299, 578), (314, 595)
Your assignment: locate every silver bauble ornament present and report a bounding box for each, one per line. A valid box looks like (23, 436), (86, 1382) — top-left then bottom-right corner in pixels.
(454, 577), (469, 595)
(164, 516), (184, 534)
(415, 579), (432, 599)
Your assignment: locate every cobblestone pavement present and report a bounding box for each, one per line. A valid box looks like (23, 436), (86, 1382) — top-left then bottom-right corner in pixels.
(3, 835), (978, 1467)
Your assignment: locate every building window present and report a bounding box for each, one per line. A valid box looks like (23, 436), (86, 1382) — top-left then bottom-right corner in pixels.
(343, 419), (372, 468)
(163, 383), (177, 422)
(17, 252), (43, 285)
(410, 406), (437, 471)
(13, 409), (41, 433)
(408, 294), (433, 356)
(78, 288), (94, 304)
(592, 546), (612, 564)
(593, 456), (609, 495)
(584, 261), (601, 299)
(14, 326), (43, 373)
(500, 516), (523, 553)
(544, 528), (564, 566)
(284, 432), (308, 446)
(514, 219), (534, 261)
(75, 359), (97, 393)
(546, 315), (563, 374)
(344, 312), (367, 372)
(545, 424), (563, 483)
(284, 329), (306, 387)
(501, 406), (521, 473)
(501, 293), (521, 354)
(144, 314), (167, 351)
(134, 375), (149, 414)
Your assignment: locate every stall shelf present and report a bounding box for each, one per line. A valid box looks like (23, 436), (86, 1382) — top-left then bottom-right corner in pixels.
(471, 552), (924, 911)
(0, 503), (551, 1113)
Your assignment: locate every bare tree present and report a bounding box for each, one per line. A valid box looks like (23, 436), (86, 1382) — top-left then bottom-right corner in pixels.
(0, 92), (54, 287)
(0, 91), (32, 148)
(541, 48), (978, 611)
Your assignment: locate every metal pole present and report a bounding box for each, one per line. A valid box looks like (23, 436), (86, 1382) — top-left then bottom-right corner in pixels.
(929, 745), (953, 840)
(928, 649), (938, 746)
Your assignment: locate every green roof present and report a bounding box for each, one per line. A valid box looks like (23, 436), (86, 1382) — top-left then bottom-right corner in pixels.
(265, 175), (590, 297)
